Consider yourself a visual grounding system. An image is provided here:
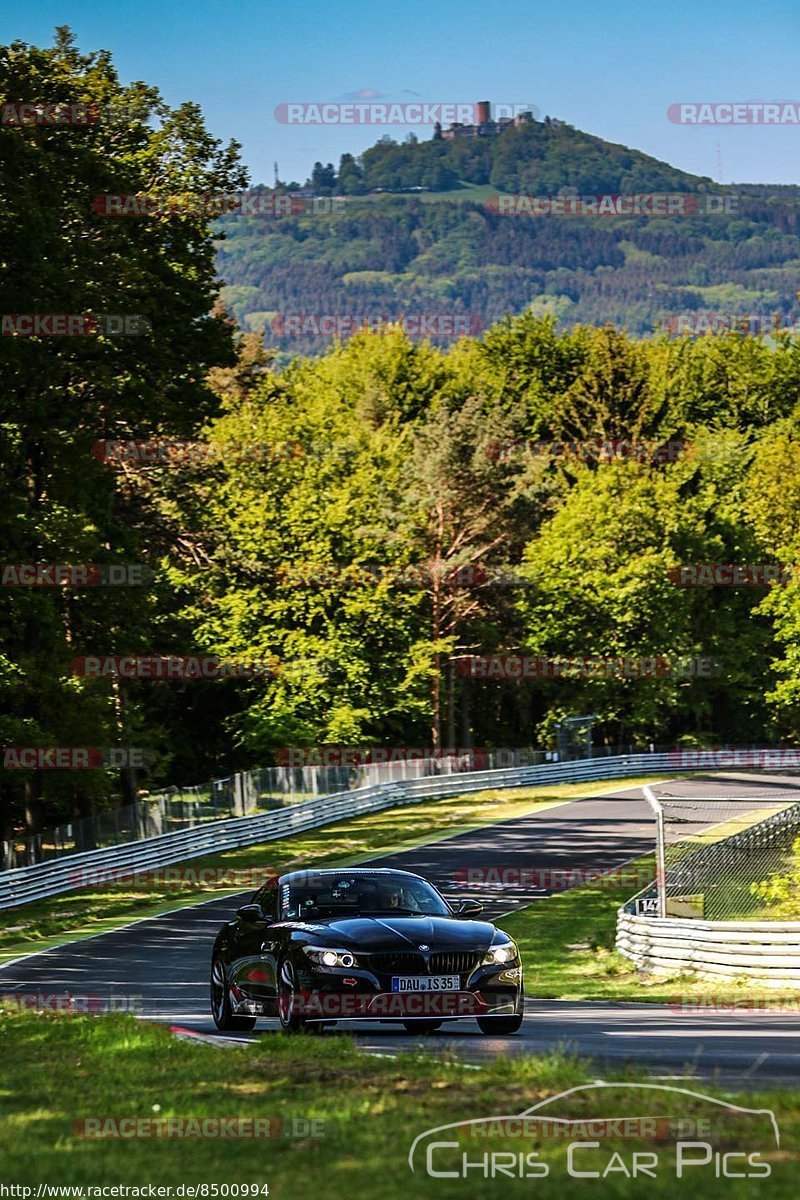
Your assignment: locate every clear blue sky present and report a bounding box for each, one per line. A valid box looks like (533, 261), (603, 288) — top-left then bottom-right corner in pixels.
(3, 0), (799, 185)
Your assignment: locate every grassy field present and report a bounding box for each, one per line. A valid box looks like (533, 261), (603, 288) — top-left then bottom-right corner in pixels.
(0, 1008), (797, 1198)
(0, 775), (665, 962)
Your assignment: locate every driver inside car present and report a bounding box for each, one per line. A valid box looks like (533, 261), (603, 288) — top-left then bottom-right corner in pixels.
(382, 883), (422, 912)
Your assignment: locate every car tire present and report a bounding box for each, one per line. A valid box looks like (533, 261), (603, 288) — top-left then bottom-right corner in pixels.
(210, 958), (257, 1032)
(401, 1020), (443, 1034)
(477, 1014), (524, 1035)
(278, 959), (320, 1034)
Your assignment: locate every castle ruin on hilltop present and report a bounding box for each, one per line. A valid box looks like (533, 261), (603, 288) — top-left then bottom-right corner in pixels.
(439, 100), (537, 140)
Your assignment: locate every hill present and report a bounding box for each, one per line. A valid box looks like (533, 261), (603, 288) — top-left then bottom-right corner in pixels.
(215, 112), (800, 356)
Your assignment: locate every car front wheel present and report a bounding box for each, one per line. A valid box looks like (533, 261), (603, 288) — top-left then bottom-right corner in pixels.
(278, 959), (319, 1034)
(210, 958), (256, 1032)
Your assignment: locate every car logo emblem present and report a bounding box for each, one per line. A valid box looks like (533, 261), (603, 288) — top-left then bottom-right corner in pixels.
(419, 944), (430, 951)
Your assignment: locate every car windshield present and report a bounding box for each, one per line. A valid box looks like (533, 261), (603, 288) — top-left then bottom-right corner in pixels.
(280, 874), (450, 919)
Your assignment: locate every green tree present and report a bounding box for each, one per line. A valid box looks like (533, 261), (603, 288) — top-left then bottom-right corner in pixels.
(744, 428), (800, 735)
(516, 454), (768, 746)
(0, 28), (246, 850)
(401, 393), (533, 747)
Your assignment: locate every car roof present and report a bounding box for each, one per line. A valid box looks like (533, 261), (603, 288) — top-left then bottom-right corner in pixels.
(277, 867), (425, 885)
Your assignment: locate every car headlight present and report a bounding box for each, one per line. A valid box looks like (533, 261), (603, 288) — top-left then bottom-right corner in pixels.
(303, 946), (356, 968)
(481, 942), (518, 966)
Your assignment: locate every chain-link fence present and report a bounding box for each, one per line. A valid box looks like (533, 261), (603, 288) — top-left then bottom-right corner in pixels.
(3, 747), (559, 869)
(639, 782), (800, 920)
(0, 778), (237, 870)
(0, 741), (664, 870)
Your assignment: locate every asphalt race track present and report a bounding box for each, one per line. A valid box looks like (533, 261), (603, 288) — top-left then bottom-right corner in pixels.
(2, 773), (800, 1084)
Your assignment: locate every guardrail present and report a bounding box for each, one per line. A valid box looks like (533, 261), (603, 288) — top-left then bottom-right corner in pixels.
(3, 747), (567, 869)
(616, 910), (800, 985)
(0, 750), (675, 909)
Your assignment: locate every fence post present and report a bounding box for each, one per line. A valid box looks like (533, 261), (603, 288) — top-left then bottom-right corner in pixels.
(238, 770), (257, 814)
(655, 806), (667, 918)
(643, 783), (668, 919)
(233, 773), (256, 816)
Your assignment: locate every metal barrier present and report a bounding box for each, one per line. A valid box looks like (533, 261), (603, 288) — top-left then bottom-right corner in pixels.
(3, 747), (568, 869)
(616, 910), (800, 985)
(0, 751), (673, 909)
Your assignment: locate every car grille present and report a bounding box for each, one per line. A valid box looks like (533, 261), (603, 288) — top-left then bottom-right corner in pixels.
(429, 951), (481, 976)
(365, 951), (481, 977)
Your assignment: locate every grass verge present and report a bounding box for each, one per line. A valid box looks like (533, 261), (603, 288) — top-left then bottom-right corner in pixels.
(0, 1009), (797, 1196)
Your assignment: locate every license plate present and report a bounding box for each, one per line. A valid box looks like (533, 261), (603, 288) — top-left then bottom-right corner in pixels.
(391, 975), (460, 992)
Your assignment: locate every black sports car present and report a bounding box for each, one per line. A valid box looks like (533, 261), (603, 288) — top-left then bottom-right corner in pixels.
(210, 867), (524, 1035)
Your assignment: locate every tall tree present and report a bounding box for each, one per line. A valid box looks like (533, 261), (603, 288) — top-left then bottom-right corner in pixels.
(0, 28), (246, 851)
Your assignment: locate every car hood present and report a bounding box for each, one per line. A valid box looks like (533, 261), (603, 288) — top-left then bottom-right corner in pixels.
(291, 914), (499, 950)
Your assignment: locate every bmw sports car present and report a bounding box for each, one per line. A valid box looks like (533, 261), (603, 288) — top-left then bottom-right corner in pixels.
(210, 867), (524, 1034)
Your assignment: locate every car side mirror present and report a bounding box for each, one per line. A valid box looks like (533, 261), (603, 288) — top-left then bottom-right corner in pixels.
(237, 903), (269, 924)
(455, 899), (483, 917)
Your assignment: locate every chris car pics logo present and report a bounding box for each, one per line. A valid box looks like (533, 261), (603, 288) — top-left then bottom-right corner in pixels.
(408, 1082), (779, 1180)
